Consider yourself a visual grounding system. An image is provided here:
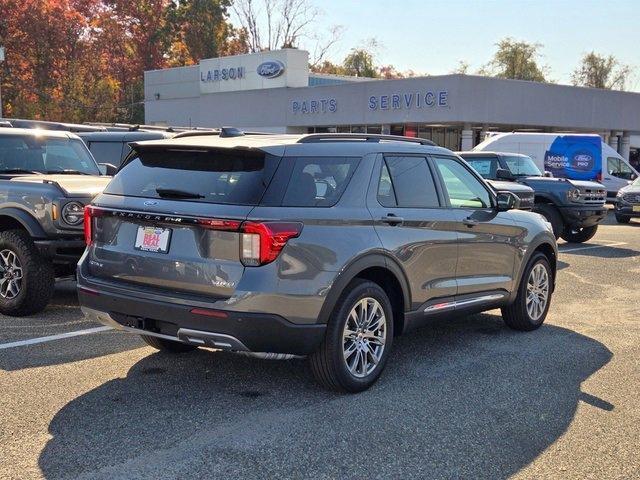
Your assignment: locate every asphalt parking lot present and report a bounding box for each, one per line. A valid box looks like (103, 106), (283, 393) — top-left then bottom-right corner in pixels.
(1, 211), (639, 480)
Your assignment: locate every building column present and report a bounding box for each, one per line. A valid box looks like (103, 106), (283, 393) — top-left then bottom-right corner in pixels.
(620, 132), (631, 161)
(461, 125), (474, 151)
(381, 124), (391, 135)
(609, 131), (620, 151)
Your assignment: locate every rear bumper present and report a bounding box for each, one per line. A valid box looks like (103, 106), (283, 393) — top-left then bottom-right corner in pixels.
(558, 206), (607, 228)
(34, 237), (85, 266)
(78, 285), (326, 356)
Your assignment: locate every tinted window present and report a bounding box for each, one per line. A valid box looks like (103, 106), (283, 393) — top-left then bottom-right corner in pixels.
(105, 148), (278, 205)
(464, 156), (499, 179)
(0, 135), (99, 175)
(380, 156), (439, 208)
(88, 141), (123, 165)
(282, 157), (359, 207)
(434, 156), (492, 208)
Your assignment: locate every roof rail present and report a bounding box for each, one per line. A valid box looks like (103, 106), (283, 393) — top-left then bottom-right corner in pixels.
(297, 133), (436, 146)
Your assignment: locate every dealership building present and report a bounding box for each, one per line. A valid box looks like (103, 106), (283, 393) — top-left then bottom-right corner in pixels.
(145, 49), (640, 163)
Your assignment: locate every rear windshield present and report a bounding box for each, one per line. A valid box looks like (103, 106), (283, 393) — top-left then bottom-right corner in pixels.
(104, 148), (279, 205)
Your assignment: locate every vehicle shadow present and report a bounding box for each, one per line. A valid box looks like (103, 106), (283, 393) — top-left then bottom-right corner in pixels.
(0, 280), (144, 371)
(38, 314), (612, 479)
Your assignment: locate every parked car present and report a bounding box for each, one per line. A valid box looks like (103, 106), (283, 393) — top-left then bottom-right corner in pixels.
(458, 151), (607, 243)
(78, 131), (558, 392)
(0, 117), (106, 133)
(77, 130), (174, 167)
(614, 177), (640, 223)
(473, 132), (637, 199)
(0, 128), (111, 315)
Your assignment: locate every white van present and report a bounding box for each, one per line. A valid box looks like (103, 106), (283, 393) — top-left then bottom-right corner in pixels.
(473, 133), (638, 199)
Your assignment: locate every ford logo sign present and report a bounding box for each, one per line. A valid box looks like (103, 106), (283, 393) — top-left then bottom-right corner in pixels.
(144, 200), (159, 206)
(257, 60), (285, 79)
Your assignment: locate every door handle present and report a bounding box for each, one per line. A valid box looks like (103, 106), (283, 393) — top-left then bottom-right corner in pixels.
(462, 217), (479, 227)
(381, 214), (404, 226)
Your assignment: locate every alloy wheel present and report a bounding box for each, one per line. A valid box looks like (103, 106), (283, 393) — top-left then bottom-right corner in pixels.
(526, 263), (549, 321)
(342, 297), (387, 378)
(0, 249), (23, 299)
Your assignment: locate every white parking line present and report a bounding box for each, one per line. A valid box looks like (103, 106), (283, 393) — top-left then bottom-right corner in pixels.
(560, 241), (627, 254)
(0, 326), (112, 350)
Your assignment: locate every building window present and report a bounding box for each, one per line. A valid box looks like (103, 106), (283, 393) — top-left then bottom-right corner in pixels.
(366, 125), (382, 134)
(390, 125), (404, 136)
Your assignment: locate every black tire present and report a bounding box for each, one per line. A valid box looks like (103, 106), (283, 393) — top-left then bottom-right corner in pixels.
(560, 225), (598, 243)
(533, 203), (563, 239)
(502, 252), (553, 331)
(140, 335), (198, 353)
(309, 279), (394, 393)
(0, 230), (54, 316)
(615, 214), (631, 224)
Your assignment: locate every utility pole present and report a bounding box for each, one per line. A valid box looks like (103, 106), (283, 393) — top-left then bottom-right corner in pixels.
(0, 46), (4, 118)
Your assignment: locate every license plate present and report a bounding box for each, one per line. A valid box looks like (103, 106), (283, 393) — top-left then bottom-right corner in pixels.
(633, 206), (640, 212)
(134, 226), (172, 253)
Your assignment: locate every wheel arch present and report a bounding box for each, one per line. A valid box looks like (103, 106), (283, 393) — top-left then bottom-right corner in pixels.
(510, 237), (558, 303)
(0, 208), (47, 237)
(317, 252), (411, 336)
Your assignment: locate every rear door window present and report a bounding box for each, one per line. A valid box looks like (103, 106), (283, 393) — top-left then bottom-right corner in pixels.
(378, 156), (440, 208)
(105, 148), (280, 205)
(281, 157), (360, 207)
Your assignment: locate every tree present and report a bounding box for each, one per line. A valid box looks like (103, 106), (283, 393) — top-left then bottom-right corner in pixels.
(231, 0), (342, 65)
(483, 37), (548, 82)
(571, 52), (631, 90)
(168, 0), (245, 64)
(451, 60), (470, 75)
(343, 48), (377, 78)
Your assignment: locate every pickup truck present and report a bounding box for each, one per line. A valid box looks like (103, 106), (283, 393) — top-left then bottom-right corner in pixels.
(0, 127), (111, 315)
(458, 151), (607, 243)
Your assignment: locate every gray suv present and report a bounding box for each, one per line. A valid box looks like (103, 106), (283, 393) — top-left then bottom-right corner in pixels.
(78, 132), (558, 392)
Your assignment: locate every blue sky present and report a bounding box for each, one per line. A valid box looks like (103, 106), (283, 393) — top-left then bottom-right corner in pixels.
(305, 0), (639, 90)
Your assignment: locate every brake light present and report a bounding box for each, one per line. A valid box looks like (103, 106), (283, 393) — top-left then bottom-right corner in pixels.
(240, 222), (303, 266)
(83, 206), (105, 246)
(596, 172), (603, 182)
(196, 218), (241, 231)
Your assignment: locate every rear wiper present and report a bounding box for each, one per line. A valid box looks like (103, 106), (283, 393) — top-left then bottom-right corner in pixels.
(45, 169), (92, 175)
(156, 188), (205, 199)
(0, 168), (43, 175)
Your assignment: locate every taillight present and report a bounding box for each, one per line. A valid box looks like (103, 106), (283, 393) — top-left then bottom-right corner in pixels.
(83, 206), (104, 246)
(240, 222), (303, 266)
(596, 172), (603, 182)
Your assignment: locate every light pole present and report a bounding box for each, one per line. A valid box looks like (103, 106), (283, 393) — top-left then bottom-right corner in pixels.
(0, 46), (4, 118)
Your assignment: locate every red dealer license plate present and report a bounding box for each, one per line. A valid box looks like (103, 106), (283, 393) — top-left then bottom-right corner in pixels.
(134, 226), (172, 254)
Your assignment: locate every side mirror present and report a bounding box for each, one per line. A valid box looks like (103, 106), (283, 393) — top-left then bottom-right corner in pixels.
(496, 168), (515, 181)
(496, 191), (520, 211)
(98, 163), (118, 176)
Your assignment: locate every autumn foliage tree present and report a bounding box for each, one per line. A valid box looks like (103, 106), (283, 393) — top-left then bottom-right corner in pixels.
(0, 0), (242, 122)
